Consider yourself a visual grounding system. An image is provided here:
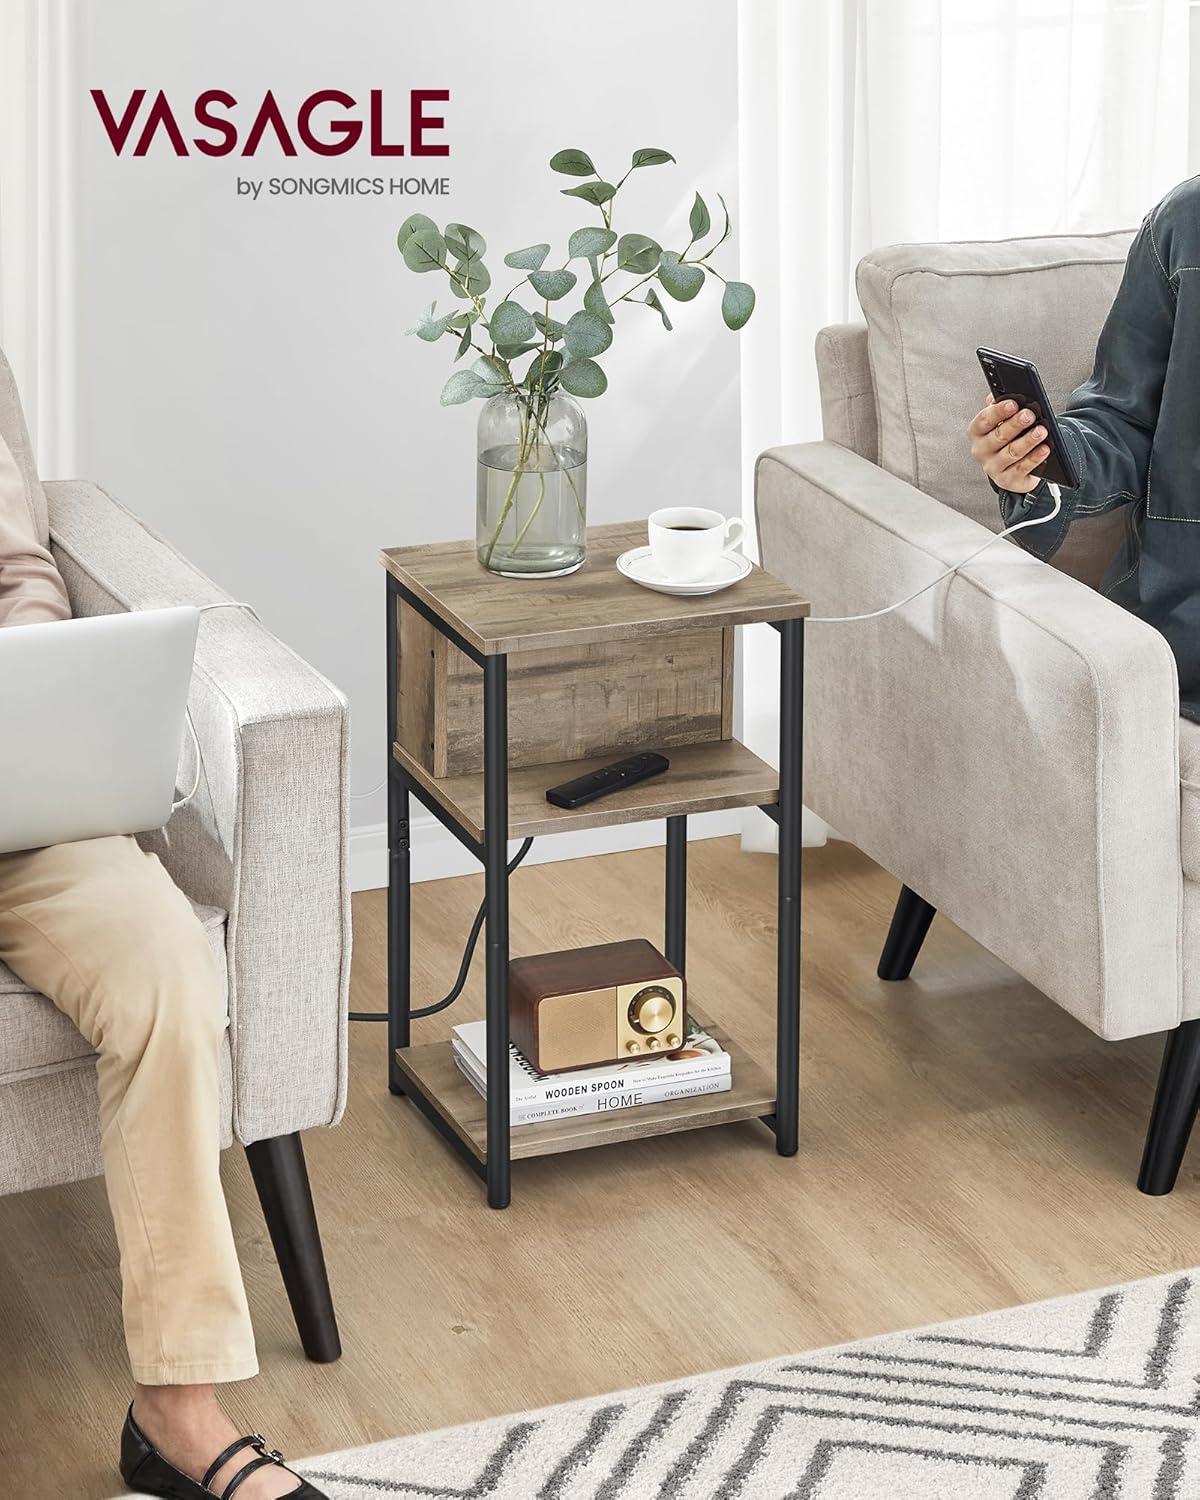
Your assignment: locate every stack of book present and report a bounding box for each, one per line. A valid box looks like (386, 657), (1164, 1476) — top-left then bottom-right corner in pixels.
(451, 1020), (732, 1127)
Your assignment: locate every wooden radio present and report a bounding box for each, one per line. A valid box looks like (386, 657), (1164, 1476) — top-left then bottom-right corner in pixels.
(509, 939), (687, 1074)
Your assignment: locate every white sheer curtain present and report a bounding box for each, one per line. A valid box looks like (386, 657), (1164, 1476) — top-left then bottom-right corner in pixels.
(0, 0), (78, 474)
(737, 0), (1191, 848)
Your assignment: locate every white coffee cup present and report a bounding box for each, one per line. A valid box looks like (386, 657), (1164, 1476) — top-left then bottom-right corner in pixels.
(647, 507), (745, 583)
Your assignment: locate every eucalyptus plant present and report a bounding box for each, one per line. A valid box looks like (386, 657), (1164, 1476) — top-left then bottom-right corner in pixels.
(398, 145), (754, 565)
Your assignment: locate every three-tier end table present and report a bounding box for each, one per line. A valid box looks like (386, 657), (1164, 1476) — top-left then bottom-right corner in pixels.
(380, 521), (809, 1209)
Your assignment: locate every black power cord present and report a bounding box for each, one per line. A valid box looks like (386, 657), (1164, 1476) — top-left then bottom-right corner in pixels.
(350, 837), (535, 1023)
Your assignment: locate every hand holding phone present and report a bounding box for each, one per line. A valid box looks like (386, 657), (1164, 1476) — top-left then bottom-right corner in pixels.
(972, 347), (1079, 490)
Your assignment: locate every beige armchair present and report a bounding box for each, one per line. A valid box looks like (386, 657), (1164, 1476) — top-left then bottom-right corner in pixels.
(0, 345), (351, 1354)
(756, 229), (1200, 1193)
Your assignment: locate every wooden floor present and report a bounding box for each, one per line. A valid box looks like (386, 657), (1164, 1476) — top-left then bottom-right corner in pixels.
(2, 836), (1197, 1497)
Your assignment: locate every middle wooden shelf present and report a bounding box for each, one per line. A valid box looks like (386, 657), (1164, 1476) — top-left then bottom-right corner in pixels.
(391, 737), (781, 841)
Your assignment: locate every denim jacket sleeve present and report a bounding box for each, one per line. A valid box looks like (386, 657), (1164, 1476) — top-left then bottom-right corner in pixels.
(995, 209), (1176, 560)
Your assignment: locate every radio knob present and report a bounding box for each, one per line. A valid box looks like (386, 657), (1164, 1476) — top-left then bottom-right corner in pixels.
(645, 1036), (661, 1051)
(630, 988), (675, 1035)
(625, 1040), (643, 1054)
(665, 1034), (681, 1049)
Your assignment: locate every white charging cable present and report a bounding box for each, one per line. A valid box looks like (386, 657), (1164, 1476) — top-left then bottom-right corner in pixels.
(172, 601), (260, 812)
(171, 600), (390, 813)
(807, 483), (1062, 624)
(171, 490), (1054, 817)
(196, 600), (261, 623)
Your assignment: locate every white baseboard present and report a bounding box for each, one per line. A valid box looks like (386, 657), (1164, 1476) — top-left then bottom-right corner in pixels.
(349, 807), (745, 891)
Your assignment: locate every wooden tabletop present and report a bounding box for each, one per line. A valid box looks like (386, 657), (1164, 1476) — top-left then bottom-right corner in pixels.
(380, 522), (809, 656)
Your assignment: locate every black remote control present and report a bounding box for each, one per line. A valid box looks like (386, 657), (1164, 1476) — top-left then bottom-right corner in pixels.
(546, 753), (670, 809)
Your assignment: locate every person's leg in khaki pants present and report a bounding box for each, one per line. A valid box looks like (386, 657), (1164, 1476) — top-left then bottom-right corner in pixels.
(0, 836), (305, 1499)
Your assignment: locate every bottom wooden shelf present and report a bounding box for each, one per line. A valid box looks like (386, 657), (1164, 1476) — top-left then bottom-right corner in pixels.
(393, 1014), (776, 1163)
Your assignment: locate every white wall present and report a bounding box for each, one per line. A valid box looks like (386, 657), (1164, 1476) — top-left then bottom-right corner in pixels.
(65, 1), (741, 882)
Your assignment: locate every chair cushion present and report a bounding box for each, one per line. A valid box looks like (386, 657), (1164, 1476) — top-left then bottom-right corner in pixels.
(855, 230), (1134, 586)
(0, 899), (227, 1083)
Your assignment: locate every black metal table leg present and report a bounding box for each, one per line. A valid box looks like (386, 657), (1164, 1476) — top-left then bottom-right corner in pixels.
(483, 654), (511, 1209)
(386, 576), (411, 1095)
(665, 815), (687, 974)
(775, 616), (804, 1157)
(387, 770), (411, 1094)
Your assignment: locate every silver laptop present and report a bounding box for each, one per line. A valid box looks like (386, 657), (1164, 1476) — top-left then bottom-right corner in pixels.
(0, 606), (199, 854)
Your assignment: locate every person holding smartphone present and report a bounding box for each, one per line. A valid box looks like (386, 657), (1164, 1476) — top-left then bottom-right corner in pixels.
(966, 175), (1200, 723)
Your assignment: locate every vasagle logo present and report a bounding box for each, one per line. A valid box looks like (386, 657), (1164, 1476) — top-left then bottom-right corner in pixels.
(89, 88), (450, 158)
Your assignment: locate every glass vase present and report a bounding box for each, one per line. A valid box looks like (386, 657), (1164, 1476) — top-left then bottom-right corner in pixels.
(476, 389), (587, 577)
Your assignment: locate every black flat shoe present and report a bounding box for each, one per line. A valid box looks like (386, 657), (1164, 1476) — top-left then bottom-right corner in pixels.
(120, 1405), (328, 1499)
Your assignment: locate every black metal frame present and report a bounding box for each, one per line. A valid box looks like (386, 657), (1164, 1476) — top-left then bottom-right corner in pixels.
(773, 616), (804, 1157)
(385, 570), (806, 1206)
(482, 653), (510, 1208)
(665, 815), (687, 973)
(386, 580), (410, 1095)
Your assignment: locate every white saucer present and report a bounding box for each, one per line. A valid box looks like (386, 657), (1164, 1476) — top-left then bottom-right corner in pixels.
(616, 546), (752, 596)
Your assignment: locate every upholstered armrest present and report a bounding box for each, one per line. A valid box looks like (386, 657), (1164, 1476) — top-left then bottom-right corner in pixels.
(756, 441), (1182, 1040)
(44, 479), (350, 1140)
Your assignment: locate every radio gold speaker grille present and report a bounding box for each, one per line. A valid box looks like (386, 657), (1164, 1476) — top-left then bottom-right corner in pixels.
(536, 990), (614, 1073)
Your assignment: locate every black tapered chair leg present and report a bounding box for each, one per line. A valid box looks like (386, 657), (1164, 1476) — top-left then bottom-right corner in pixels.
(244, 1132), (341, 1362)
(1138, 1021), (1200, 1196)
(877, 885), (937, 981)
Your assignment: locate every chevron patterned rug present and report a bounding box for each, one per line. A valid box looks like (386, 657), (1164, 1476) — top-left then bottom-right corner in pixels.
(282, 1267), (1200, 1499)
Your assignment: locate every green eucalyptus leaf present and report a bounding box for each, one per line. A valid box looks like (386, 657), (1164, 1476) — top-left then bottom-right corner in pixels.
(448, 309), (479, 330)
(444, 222), (486, 261)
(584, 278), (614, 326)
(559, 356), (608, 399)
(549, 148), (595, 176)
(689, 192), (711, 241)
(563, 309), (613, 359)
(630, 147), (675, 168)
(561, 181), (615, 207)
(473, 354), (510, 386)
(716, 191), (732, 243)
(405, 301), (458, 342)
(721, 280), (756, 330)
(503, 243), (551, 271)
(440, 369), (490, 405)
(526, 350), (564, 390)
(455, 324), (473, 359)
(644, 288), (673, 331)
(396, 212), (437, 252)
(567, 226), (617, 261)
(450, 257), (491, 299)
(658, 252), (705, 303)
(448, 221), (489, 300)
(617, 233), (662, 274)
(488, 300), (537, 344)
(495, 340), (539, 359)
(401, 224), (446, 273)
(529, 268), (577, 301)
(532, 310), (566, 341)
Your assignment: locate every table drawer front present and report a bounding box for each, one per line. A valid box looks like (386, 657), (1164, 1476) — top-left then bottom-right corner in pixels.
(396, 599), (733, 776)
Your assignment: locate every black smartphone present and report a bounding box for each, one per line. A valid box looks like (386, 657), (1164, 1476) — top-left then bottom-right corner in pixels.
(975, 347), (1079, 489)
